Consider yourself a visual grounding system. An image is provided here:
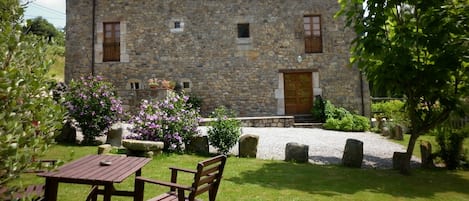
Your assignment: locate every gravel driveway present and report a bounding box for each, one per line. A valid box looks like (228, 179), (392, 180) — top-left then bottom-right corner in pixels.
(199, 127), (421, 169)
(96, 124), (420, 169)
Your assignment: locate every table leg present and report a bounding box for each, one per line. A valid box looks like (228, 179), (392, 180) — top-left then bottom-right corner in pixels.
(134, 168), (142, 201)
(103, 184), (114, 201)
(44, 178), (58, 201)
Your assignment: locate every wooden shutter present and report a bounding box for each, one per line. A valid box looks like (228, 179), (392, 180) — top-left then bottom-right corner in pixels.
(103, 22), (120, 62)
(304, 15), (322, 53)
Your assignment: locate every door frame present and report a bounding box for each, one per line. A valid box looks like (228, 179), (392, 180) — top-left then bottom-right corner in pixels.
(275, 69), (321, 115)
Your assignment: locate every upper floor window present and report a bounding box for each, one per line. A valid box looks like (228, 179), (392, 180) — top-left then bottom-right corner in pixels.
(237, 23), (250, 38)
(103, 22), (120, 62)
(304, 15), (322, 53)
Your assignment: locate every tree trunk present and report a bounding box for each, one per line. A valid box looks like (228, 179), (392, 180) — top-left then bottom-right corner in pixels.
(396, 132), (419, 174)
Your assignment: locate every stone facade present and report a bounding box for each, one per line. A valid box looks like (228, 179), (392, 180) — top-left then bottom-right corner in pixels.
(66, 0), (371, 117)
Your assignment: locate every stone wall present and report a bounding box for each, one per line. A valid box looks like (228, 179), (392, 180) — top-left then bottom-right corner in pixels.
(200, 116), (294, 128)
(66, 0), (371, 117)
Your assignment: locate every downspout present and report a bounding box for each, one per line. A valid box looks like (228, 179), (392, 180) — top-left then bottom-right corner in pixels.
(359, 70), (365, 116)
(91, 0), (96, 76)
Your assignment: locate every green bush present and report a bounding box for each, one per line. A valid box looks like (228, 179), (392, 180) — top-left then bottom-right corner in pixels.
(311, 95), (325, 122)
(1, 0), (65, 187)
(322, 101), (370, 132)
(434, 126), (468, 170)
(207, 107), (241, 154)
(371, 100), (408, 127)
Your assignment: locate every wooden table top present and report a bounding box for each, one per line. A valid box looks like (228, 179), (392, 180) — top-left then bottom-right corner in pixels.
(38, 155), (151, 183)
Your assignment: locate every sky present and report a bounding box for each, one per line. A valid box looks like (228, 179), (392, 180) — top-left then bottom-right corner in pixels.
(23, 0), (66, 29)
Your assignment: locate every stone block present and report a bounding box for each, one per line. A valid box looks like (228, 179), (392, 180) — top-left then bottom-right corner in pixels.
(56, 121), (77, 144)
(106, 126), (123, 147)
(185, 136), (209, 155)
(238, 134), (259, 158)
(394, 125), (403, 140)
(98, 144), (112, 155)
(342, 139), (363, 168)
(420, 140), (435, 168)
(285, 142), (309, 163)
(392, 152), (411, 174)
(122, 139), (164, 157)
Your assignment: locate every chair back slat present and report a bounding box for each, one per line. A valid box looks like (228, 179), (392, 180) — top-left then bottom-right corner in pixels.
(188, 155), (226, 201)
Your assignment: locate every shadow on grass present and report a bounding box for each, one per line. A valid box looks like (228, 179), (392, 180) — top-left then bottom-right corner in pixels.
(226, 159), (469, 199)
(309, 154), (420, 169)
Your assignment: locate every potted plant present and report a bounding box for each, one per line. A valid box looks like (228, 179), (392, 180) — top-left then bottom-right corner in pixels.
(147, 78), (159, 89)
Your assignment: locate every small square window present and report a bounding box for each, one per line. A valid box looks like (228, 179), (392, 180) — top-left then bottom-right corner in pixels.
(237, 23), (250, 38)
(183, 82), (190, 89)
(174, 21), (181, 29)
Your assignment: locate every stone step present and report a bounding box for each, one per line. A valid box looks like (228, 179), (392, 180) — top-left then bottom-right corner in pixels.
(293, 123), (323, 128)
(294, 114), (315, 123)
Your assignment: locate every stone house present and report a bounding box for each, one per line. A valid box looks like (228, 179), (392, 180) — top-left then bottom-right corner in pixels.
(65, 0), (370, 117)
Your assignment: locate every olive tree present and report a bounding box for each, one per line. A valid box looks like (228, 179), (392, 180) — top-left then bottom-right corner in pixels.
(0, 0), (65, 187)
(338, 0), (468, 173)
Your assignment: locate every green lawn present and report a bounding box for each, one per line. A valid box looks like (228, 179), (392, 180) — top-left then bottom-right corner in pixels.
(391, 134), (469, 161)
(12, 144), (469, 201)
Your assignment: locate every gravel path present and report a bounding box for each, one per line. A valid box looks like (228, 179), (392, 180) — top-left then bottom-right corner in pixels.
(198, 127), (421, 169)
(93, 124), (420, 169)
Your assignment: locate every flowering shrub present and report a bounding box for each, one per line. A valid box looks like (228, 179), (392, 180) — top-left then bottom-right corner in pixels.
(207, 107), (242, 154)
(128, 94), (200, 152)
(64, 75), (123, 144)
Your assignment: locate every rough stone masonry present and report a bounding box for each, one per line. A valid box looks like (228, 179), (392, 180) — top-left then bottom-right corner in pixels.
(66, 0), (370, 117)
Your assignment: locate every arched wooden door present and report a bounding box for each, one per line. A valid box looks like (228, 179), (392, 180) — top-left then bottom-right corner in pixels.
(284, 72), (313, 115)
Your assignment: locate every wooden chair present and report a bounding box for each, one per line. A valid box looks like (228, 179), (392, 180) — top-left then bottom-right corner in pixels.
(1, 159), (57, 201)
(135, 155), (227, 201)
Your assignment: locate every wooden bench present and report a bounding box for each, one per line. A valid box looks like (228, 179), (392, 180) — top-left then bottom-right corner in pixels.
(1, 159), (57, 201)
(0, 185), (45, 201)
(135, 155), (227, 201)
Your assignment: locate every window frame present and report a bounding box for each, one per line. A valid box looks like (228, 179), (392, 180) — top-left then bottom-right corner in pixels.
(103, 22), (121, 62)
(303, 15), (323, 53)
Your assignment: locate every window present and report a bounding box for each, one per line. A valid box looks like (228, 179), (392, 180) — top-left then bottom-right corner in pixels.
(170, 19), (184, 33)
(174, 21), (181, 29)
(304, 15), (322, 53)
(183, 82), (190, 89)
(103, 22), (120, 61)
(237, 23), (250, 38)
(130, 82), (140, 90)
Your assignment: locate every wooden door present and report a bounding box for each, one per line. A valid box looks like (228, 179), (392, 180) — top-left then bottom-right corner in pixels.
(284, 73), (313, 115)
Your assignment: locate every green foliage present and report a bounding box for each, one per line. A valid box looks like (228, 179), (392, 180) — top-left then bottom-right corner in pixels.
(64, 75), (123, 145)
(186, 93), (202, 110)
(371, 100), (409, 130)
(371, 100), (406, 120)
(0, 0), (65, 187)
(208, 107), (242, 154)
(311, 95), (326, 122)
(433, 126), (468, 170)
(23, 16), (63, 45)
(339, 0), (469, 170)
(323, 101), (370, 132)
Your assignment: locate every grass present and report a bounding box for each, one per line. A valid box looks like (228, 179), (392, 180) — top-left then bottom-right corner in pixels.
(390, 134), (469, 161)
(46, 46), (65, 82)
(11, 144), (469, 201)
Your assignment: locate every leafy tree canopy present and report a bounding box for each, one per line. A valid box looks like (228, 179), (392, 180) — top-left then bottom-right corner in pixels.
(338, 0), (468, 173)
(1, 0), (65, 187)
(24, 16), (63, 44)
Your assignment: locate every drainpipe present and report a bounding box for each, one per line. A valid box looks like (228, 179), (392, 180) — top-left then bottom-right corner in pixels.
(359, 70), (365, 116)
(91, 0), (96, 76)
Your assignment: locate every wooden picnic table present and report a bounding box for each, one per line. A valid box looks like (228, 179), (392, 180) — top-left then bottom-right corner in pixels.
(37, 154), (151, 201)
